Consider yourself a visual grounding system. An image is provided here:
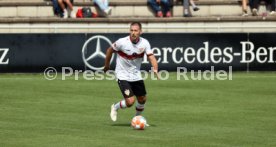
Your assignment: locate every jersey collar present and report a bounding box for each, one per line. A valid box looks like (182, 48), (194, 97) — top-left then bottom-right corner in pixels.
(130, 36), (140, 44)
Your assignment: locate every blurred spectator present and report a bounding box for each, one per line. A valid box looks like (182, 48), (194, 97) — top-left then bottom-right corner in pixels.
(53, 0), (75, 18)
(249, 0), (274, 16)
(93, 0), (112, 16)
(148, 0), (172, 17)
(242, 0), (249, 16)
(249, 0), (259, 16)
(183, 0), (200, 17)
(271, 0), (276, 15)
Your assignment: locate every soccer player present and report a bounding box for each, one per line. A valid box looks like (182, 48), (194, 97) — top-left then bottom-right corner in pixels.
(104, 22), (159, 122)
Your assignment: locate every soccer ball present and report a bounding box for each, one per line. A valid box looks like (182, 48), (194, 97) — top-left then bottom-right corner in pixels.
(131, 116), (147, 130)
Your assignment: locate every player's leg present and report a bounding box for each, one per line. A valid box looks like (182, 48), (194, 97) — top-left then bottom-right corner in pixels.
(113, 96), (135, 110)
(115, 80), (136, 108)
(110, 80), (135, 121)
(130, 80), (147, 116)
(136, 95), (146, 116)
(136, 95), (150, 126)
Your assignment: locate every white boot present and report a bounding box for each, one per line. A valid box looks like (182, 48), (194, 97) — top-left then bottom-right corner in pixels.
(70, 10), (76, 18)
(110, 104), (117, 121)
(104, 7), (112, 16)
(63, 9), (68, 18)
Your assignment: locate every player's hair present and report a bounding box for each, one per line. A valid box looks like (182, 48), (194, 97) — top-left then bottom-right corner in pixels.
(130, 22), (142, 30)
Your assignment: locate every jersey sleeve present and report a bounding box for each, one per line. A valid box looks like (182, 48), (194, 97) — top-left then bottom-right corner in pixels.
(145, 41), (153, 56)
(111, 38), (123, 52)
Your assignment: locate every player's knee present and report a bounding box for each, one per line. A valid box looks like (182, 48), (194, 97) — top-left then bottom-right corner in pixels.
(126, 97), (135, 107)
(137, 96), (146, 104)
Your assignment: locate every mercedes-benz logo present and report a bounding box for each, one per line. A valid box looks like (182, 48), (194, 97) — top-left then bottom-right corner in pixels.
(82, 35), (114, 70)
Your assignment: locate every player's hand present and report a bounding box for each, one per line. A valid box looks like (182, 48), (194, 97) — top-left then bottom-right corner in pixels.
(153, 70), (160, 80)
(103, 65), (110, 73)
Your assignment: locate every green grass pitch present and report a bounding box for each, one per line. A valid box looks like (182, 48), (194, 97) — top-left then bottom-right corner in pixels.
(0, 72), (276, 147)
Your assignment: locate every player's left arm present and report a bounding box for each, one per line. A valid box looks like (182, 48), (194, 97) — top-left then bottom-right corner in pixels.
(145, 40), (159, 79)
(148, 54), (159, 79)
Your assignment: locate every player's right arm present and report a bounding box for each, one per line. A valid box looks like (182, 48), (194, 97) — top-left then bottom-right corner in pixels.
(104, 47), (114, 72)
(104, 38), (122, 72)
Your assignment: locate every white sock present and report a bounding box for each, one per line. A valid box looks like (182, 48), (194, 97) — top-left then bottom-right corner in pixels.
(184, 9), (189, 15)
(135, 102), (145, 116)
(114, 99), (126, 110)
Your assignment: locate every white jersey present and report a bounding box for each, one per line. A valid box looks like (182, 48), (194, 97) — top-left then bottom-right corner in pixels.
(112, 36), (153, 81)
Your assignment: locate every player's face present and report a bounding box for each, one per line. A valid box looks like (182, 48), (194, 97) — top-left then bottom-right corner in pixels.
(130, 24), (142, 41)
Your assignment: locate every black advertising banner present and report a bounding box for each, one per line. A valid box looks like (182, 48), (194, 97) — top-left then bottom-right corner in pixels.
(142, 33), (247, 71)
(0, 34), (86, 72)
(248, 33), (276, 71)
(0, 33), (275, 72)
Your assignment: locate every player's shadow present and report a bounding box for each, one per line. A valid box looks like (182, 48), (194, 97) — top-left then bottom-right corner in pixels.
(111, 123), (157, 127)
(111, 123), (131, 127)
